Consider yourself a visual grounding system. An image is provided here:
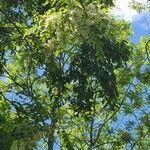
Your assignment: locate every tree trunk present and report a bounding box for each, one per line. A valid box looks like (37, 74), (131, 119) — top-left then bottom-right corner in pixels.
(48, 118), (56, 150)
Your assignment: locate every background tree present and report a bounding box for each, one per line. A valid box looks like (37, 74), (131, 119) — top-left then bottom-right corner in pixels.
(0, 0), (149, 150)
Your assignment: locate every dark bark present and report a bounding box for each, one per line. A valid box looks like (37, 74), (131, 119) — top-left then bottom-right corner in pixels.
(48, 118), (56, 150)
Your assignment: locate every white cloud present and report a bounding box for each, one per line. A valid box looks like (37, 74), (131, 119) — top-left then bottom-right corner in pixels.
(133, 11), (150, 21)
(135, 0), (147, 3)
(112, 0), (150, 36)
(133, 11), (150, 33)
(112, 0), (149, 21)
(112, 0), (137, 21)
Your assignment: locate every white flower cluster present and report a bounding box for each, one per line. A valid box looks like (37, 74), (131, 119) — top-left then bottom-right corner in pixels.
(67, 3), (111, 45)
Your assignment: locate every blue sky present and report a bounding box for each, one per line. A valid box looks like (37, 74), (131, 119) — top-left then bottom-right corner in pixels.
(35, 1), (150, 149)
(131, 11), (150, 43)
(36, 2), (150, 149)
(0, 1), (149, 150)
(113, 0), (150, 44)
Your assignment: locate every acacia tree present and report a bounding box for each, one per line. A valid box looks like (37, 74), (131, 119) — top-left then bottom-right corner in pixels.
(0, 0), (150, 150)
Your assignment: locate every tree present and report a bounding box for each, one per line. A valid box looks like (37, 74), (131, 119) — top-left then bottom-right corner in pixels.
(0, 0), (149, 149)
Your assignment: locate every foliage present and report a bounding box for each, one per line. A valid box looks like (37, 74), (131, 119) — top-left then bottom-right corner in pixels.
(0, 0), (150, 150)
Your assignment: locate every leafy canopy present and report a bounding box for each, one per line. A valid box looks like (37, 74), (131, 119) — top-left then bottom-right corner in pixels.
(0, 0), (150, 150)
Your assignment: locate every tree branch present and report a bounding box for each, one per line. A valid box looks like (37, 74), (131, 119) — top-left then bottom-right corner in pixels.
(145, 39), (150, 62)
